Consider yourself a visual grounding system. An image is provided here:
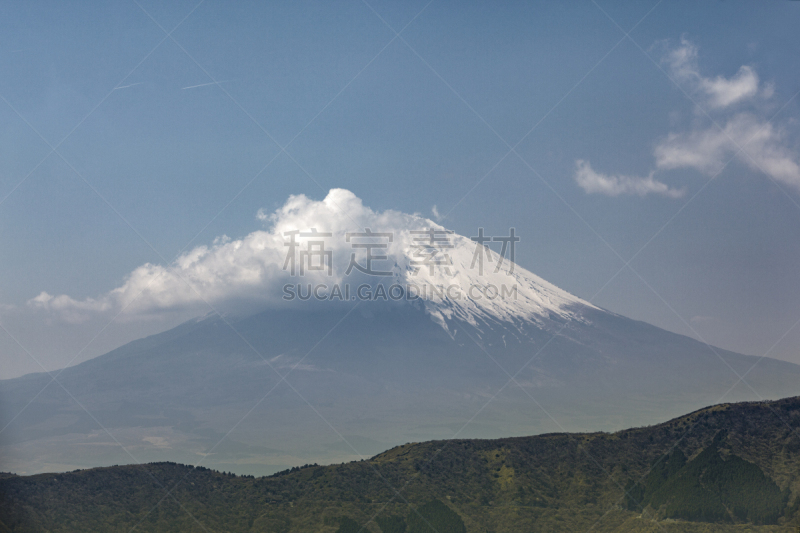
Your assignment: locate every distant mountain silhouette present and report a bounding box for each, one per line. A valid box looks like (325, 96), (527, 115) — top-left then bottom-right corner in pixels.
(1, 292), (798, 475)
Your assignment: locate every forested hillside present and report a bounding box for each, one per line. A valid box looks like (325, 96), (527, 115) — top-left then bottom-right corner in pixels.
(3, 397), (800, 532)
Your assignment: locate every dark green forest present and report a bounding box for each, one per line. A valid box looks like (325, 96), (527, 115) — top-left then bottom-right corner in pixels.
(626, 431), (787, 524)
(3, 397), (800, 532)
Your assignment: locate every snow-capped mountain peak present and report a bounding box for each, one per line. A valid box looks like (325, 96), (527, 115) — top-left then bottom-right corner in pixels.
(375, 229), (597, 331)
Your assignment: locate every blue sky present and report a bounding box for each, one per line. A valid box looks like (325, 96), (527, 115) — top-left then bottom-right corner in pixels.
(1, 0), (800, 377)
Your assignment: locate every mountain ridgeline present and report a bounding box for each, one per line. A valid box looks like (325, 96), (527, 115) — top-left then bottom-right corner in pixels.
(3, 397), (800, 532)
(2, 300), (800, 476)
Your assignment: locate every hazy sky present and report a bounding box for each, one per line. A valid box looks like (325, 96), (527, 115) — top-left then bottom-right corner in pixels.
(1, 0), (800, 378)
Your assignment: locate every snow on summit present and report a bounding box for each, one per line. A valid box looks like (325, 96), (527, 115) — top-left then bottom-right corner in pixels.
(383, 228), (595, 331)
(26, 189), (595, 328)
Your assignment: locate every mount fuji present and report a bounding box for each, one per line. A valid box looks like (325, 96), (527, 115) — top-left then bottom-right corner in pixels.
(2, 190), (799, 476)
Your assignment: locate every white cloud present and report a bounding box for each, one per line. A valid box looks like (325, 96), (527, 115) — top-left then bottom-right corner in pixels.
(655, 113), (800, 189)
(574, 160), (685, 198)
(24, 189), (440, 322)
(665, 38), (761, 109)
(21, 188), (591, 337)
(656, 40), (800, 189)
(576, 39), (800, 195)
(27, 292), (112, 324)
(431, 205), (442, 221)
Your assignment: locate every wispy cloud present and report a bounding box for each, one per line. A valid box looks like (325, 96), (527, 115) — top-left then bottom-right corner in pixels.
(655, 39), (800, 189)
(654, 113), (800, 188)
(576, 38), (800, 196)
(574, 160), (685, 198)
(664, 38), (765, 109)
